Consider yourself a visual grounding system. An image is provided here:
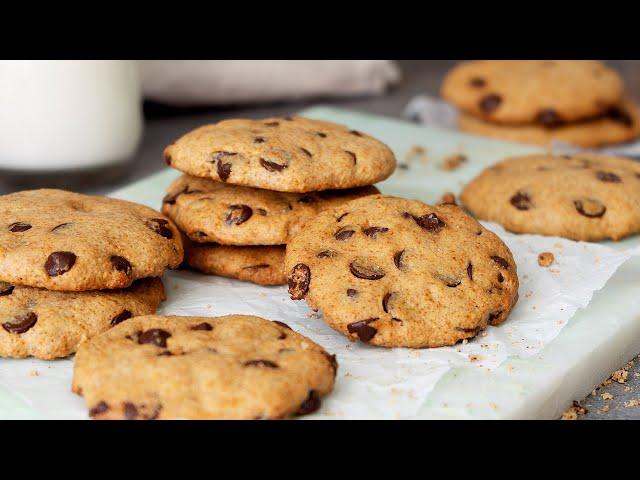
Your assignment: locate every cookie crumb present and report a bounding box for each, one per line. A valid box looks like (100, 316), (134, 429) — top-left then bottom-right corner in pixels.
(561, 400), (588, 420)
(468, 354), (480, 362)
(437, 192), (457, 205)
(440, 154), (467, 171)
(624, 399), (640, 408)
(601, 405), (610, 413)
(404, 145), (429, 164)
(29, 370), (39, 377)
(601, 392), (614, 400)
(537, 252), (555, 267)
(611, 368), (629, 384)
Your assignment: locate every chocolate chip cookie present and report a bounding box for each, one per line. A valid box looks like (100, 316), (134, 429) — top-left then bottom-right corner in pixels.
(442, 60), (623, 124)
(163, 116), (397, 193)
(0, 278), (165, 359)
(73, 314), (337, 419)
(285, 195), (519, 348)
(185, 243), (286, 286)
(162, 174), (379, 245)
(458, 99), (640, 148)
(0, 189), (183, 291)
(460, 154), (640, 241)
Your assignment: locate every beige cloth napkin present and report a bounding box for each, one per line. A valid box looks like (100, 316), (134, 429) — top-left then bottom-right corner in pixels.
(139, 60), (400, 106)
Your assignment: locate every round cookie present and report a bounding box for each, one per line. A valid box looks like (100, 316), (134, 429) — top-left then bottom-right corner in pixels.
(72, 314), (337, 420)
(441, 60), (623, 125)
(457, 100), (640, 148)
(185, 243), (286, 286)
(162, 174), (380, 245)
(0, 278), (165, 359)
(284, 195), (519, 348)
(0, 189), (183, 291)
(460, 154), (640, 241)
(163, 116), (397, 193)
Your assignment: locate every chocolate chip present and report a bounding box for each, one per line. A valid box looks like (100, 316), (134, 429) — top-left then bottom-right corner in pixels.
(350, 260), (385, 280)
(264, 121), (279, 127)
(347, 288), (358, 297)
(347, 319), (378, 342)
(298, 195), (316, 204)
(110, 310), (132, 326)
(317, 132), (327, 138)
(288, 263), (311, 300)
(256, 208), (267, 216)
(469, 77), (486, 88)
(138, 329), (172, 348)
(191, 322), (213, 331)
(479, 94), (502, 112)
(345, 150), (357, 164)
(317, 249), (338, 258)
(467, 262), (473, 280)
(335, 227), (356, 241)
(300, 147), (312, 157)
(497, 272), (504, 283)
(537, 109), (564, 127)
(349, 130), (363, 136)
(51, 223), (72, 232)
(89, 401), (110, 417)
(382, 293), (392, 313)
(273, 320), (292, 330)
(0, 284), (15, 296)
(455, 326), (480, 334)
(9, 222), (31, 232)
(595, 171), (622, 183)
(411, 213), (446, 233)
(162, 186), (188, 205)
(574, 198), (606, 218)
(260, 158), (287, 172)
(110, 256), (132, 276)
(363, 226), (389, 239)
(336, 212), (349, 222)
(510, 192), (533, 210)
(296, 390), (321, 416)
(488, 311), (503, 325)
(436, 274), (461, 287)
(217, 159), (232, 182)
(491, 256), (510, 269)
(146, 218), (173, 239)
(2, 312), (37, 334)
(323, 352), (338, 375)
(225, 204), (253, 225)
(244, 359), (279, 368)
(45, 251), (76, 277)
(254, 136), (266, 143)
(606, 107), (633, 127)
(123, 402), (138, 420)
(163, 152), (172, 166)
(393, 250), (405, 270)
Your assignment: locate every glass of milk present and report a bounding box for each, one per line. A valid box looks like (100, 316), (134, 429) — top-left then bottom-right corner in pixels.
(0, 60), (142, 186)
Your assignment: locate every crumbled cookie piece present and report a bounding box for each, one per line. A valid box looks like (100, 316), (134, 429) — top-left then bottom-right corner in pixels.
(601, 392), (614, 400)
(537, 252), (555, 267)
(438, 192), (457, 205)
(624, 399), (640, 408)
(561, 400), (588, 420)
(611, 368), (629, 384)
(440, 154), (467, 171)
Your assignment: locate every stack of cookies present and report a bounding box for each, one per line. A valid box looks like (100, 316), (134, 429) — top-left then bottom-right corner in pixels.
(0, 189), (183, 359)
(441, 60), (640, 148)
(161, 116), (397, 285)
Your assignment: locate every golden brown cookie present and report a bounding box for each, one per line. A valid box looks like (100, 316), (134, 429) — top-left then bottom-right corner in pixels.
(162, 174), (379, 245)
(285, 195), (519, 348)
(0, 278), (165, 359)
(460, 154), (640, 241)
(72, 314), (337, 420)
(185, 243), (286, 286)
(0, 189), (183, 291)
(457, 100), (640, 148)
(442, 60), (623, 124)
(163, 116), (396, 193)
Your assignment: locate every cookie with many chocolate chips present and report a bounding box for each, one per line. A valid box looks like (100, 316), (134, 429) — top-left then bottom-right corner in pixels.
(0, 189), (183, 291)
(442, 60), (623, 124)
(457, 99), (640, 148)
(460, 154), (640, 241)
(0, 278), (165, 359)
(285, 195), (519, 348)
(73, 314), (337, 419)
(185, 242), (286, 286)
(163, 116), (396, 193)
(162, 174), (379, 245)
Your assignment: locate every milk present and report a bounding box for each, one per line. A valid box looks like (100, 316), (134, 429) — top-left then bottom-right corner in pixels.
(0, 60), (142, 172)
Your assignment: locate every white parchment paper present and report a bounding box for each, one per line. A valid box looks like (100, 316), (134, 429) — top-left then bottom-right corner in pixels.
(0, 222), (635, 419)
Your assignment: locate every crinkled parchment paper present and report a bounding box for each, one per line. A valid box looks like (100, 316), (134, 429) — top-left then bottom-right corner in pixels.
(0, 222), (635, 419)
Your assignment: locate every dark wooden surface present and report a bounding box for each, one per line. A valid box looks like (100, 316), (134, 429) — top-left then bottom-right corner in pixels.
(2, 60), (639, 418)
